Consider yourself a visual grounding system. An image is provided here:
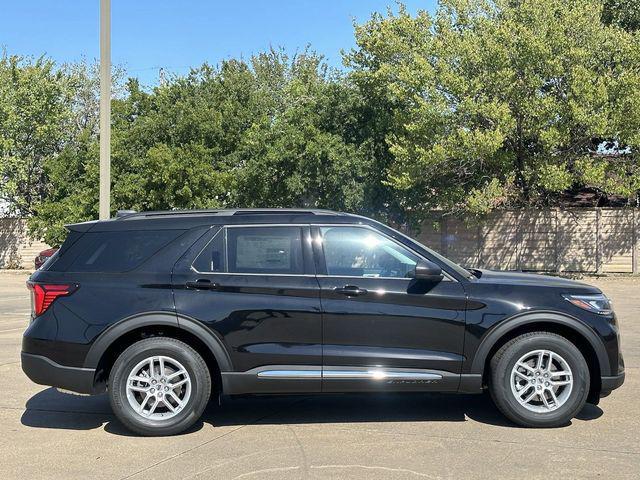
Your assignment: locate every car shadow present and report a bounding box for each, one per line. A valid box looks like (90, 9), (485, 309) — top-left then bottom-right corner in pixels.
(20, 387), (604, 436)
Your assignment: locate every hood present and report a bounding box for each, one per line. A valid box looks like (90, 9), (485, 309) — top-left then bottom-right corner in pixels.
(471, 269), (600, 292)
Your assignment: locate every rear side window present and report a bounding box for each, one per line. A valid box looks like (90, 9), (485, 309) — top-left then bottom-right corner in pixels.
(67, 230), (183, 272)
(193, 226), (304, 274)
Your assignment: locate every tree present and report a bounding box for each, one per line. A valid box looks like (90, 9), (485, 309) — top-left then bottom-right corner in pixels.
(30, 49), (371, 245)
(346, 0), (640, 224)
(603, 0), (640, 31)
(0, 53), (75, 216)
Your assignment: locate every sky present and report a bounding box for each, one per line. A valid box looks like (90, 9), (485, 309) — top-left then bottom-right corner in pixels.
(0, 1), (435, 86)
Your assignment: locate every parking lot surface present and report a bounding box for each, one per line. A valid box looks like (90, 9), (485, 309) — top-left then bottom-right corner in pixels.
(1, 271), (638, 479)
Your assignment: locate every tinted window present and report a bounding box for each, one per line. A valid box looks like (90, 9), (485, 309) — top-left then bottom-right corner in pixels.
(68, 230), (183, 272)
(192, 229), (226, 273)
(320, 226), (420, 278)
(227, 227), (304, 274)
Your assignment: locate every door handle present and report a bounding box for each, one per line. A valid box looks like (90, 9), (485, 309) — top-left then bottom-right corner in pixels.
(185, 279), (220, 291)
(334, 285), (368, 297)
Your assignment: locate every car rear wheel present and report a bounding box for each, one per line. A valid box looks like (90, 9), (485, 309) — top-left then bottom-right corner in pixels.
(108, 337), (211, 436)
(489, 331), (589, 427)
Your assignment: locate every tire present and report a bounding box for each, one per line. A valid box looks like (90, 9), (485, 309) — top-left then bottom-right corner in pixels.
(489, 331), (589, 428)
(108, 337), (211, 436)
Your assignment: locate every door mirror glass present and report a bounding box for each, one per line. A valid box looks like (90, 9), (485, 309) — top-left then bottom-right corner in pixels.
(413, 260), (443, 281)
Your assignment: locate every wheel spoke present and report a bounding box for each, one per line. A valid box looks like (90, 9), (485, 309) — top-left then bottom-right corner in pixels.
(546, 352), (554, 371)
(548, 389), (558, 406)
(549, 379), (571, 386)
(138, 393), (152, 413)
(541, 391), (551, 409)
(549, 370), (570, 378)
(146, 399), (158, 416)
(522, 390), (537, 404)
(130, 375), (151, 384)
(167, 390), (184, 409)
(536, 351), (544, 370)
(170, 378), (189, 389)
(517, 362), (535, 373)
(159, 357), (165, 377)
(148, 358), (154, 378)
(127, 384), (149, 393)
(514, 370), (530, 381)
(163, 398), (176, 413)
(167, 368), (187, 380)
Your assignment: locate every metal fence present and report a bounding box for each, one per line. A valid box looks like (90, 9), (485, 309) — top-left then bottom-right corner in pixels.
(415, 208), (639, 274)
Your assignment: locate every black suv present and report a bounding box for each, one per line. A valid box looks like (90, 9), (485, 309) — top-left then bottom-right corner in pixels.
(22, 209), (625, 435)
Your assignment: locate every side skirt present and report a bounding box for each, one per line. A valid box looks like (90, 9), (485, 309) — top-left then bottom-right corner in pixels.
(222, 366), (482, 395)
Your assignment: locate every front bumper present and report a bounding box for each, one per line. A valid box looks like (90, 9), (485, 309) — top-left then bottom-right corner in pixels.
(21, 352), (96, 394)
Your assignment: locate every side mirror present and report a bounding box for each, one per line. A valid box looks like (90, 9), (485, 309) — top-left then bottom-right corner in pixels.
(413, 259), (443, 281)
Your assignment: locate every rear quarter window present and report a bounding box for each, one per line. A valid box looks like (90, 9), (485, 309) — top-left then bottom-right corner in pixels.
(66, 229), (184, 272)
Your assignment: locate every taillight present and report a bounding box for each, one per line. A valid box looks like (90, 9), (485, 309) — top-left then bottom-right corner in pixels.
(26, 282), (78, 317)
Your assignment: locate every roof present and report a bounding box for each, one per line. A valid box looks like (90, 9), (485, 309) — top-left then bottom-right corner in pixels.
(67, 208), (367, 232)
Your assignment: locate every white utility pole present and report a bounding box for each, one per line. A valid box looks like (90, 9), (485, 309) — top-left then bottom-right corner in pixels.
(99, 0), (111, 219)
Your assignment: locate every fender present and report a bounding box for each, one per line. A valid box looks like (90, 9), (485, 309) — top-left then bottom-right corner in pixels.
(84, 312), (233, 372)
(469, 310), (611, 376)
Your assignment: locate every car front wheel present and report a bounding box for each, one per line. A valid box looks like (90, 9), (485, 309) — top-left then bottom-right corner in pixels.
(489, 331), (590, 427)
(108, 337), (211, 436)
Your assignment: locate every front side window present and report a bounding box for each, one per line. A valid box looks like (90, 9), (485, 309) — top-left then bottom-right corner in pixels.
(194, 226), (304, 274)
(320, 226), (420, 278)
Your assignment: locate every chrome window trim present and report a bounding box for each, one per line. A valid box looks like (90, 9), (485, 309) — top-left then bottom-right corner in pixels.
(189, 222), (456, 282)
(314, 224), (456, 282)
(190, 224), (312, 276)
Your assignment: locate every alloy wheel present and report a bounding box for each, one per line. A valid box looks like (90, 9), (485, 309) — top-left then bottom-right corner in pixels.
(510, 349), (573, 413)
(125, 355), (192, 420)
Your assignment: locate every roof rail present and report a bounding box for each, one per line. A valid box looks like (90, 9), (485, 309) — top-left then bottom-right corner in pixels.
(116, 209), (137, 218)
(116, 208), (346, 220)
(231, 208), (340, 216)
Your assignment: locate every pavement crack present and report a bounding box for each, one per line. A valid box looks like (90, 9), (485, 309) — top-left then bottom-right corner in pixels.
(120, 396), (311, 480)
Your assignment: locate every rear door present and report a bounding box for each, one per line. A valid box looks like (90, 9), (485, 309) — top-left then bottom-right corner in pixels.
(313, 225), (467, 392)
(172, 224), (322, 393)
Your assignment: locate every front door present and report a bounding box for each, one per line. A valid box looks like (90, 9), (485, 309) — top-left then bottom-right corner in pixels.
(172, 224), (322, 394)
(313, 225), (467, 392)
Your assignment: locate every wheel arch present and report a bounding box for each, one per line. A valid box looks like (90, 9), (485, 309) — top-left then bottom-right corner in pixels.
(85, 312), (232, 393)
(471, 311), (609, 400)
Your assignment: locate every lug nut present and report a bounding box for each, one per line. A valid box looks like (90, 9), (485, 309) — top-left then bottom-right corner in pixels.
(150, 388), (155, 393)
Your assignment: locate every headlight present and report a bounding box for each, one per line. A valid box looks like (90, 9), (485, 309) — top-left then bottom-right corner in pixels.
(563, 293), (612, 315)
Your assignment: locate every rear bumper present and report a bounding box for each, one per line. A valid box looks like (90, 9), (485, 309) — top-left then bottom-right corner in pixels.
(21, 352), (96, 394)
(601, 371), (625, 394)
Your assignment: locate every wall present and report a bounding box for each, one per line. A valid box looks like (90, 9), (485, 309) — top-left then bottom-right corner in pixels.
(415, 208), (639, 273)
(2, 209), (638, 273)
(0, 218), (50, 270)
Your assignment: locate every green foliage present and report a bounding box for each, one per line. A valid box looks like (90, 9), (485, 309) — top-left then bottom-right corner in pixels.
(5, 1), (640, 244)
(603, 0), (640, 31)
(347, 0), (640, 223)
(30, 49), (370, 245)
(0, 53), (75, 216)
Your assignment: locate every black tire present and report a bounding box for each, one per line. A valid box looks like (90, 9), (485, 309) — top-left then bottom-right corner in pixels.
(489, 331), (589, 428)
(108, 337), (211, 436)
